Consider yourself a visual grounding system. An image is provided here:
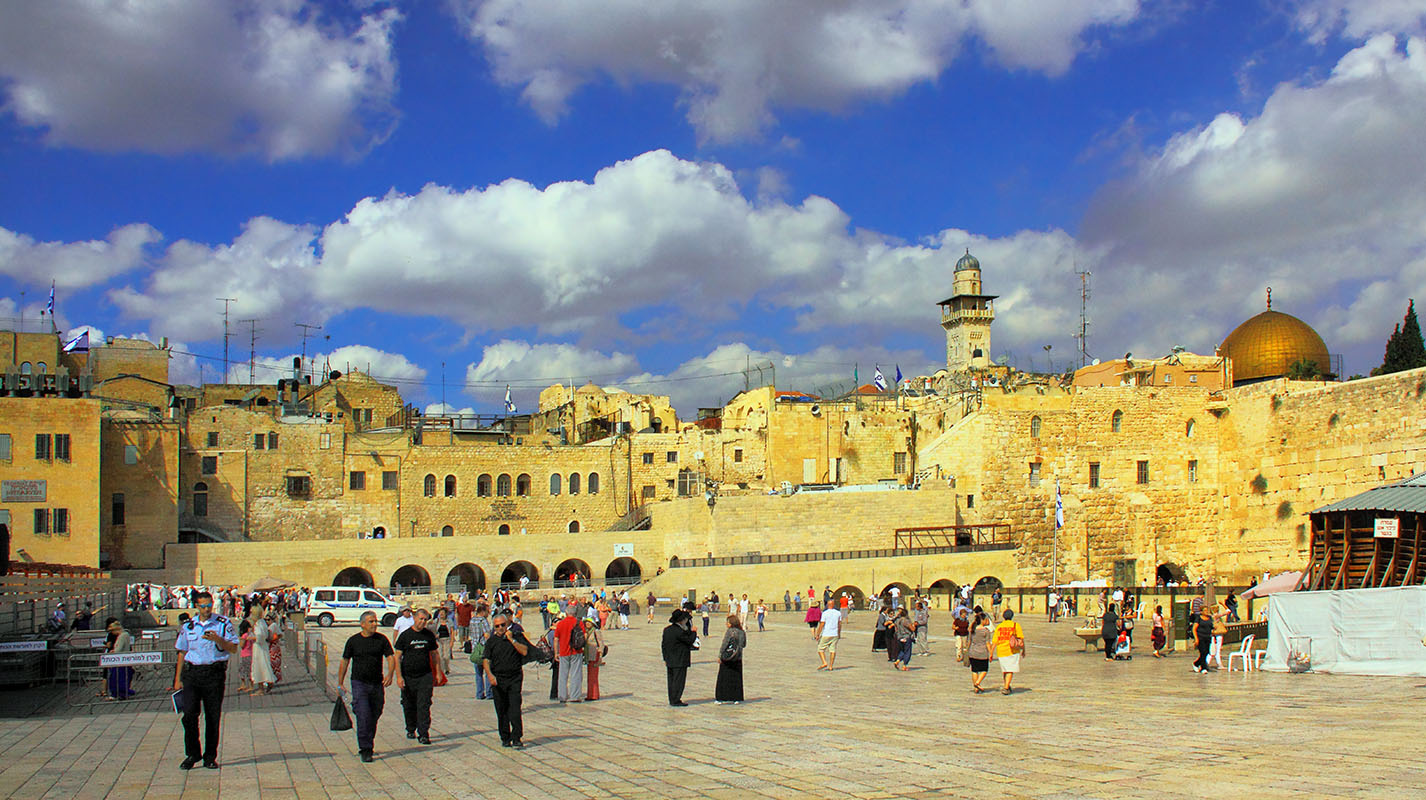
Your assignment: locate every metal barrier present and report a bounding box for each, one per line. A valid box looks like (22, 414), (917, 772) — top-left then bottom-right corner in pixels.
(65, 645), (181, 710)
(302, 630), (337, 701)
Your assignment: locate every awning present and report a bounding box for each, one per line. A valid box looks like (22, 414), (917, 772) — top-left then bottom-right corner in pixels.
(244, 576), (296, 594)
(1240, 571), (1303, 600)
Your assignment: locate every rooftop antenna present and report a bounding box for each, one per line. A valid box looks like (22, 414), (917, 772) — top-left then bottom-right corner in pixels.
(1073, 265), (1092, 369)
(218, 298), (236, 382)
(294, 322), (322, 383)
(240, 319), (260, 385)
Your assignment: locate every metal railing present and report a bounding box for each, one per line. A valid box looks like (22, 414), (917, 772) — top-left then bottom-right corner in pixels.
(893, 524), (1013, 551)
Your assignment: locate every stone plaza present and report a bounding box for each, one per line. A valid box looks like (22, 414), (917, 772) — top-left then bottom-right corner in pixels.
(3, 612), (1422, 799)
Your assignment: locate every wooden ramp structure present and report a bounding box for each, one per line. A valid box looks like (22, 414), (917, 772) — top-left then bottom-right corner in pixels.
(1306, 473), (1426, 590)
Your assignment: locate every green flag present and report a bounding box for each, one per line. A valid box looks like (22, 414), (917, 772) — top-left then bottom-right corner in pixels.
(854, 364), (858, 386)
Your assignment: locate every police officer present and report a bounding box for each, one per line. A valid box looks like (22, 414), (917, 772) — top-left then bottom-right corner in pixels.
(173, 590), (239, 770)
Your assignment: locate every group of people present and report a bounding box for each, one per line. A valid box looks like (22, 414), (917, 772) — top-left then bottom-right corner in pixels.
(697, 593), (766, 635)
(127, 583), (311, 617)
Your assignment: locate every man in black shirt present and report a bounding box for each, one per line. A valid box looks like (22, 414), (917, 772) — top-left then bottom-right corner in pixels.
(338, 611), (395, 762)
(481, 612), (529, 748)
(661, 609), (698, 706)
(394, 608), (438, 744)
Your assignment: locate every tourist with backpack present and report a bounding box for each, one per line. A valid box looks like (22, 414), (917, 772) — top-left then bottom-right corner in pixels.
(552, 604), (587, 702)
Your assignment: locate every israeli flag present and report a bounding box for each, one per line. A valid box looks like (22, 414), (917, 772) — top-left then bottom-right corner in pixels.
(45, 281), (55, 316)
(504, 385), (517, 414)
(873, 366), (887, 391)
(1055, 481), (1064, 530)
(62, 330), (90, 352)
(895, 364), (903, 385)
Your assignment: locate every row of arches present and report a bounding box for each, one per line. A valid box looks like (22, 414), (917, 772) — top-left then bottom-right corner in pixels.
(331, 557), (644, 593)
(420, 472), (602, 498)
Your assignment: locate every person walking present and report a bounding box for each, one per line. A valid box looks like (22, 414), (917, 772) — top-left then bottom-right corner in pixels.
(235, 621), (254, 694)
(1047, 589), (1060, 623)
(393, 606), (415, 637)
(783, 590), (792, 611)
(553, 605), (586, 702)
(251, 608), (278, 694)
(756, 600), (766, 632)
(967, 611), (993, 693)
(953, 607), (970, 663)
(337, 611), (395, 762)
(1101, 603), (1120, 662)
(792, 591), (801, 612)
(434, 608), (454, 676)
(1191, 605), (1215, 673)
(584, 615), (606, 701)
(813, 598), (842, 671)
(990, 609), (1025, 695)
(892, 607), (916, 671)
(700, 599), (712, 637)
(662, 609), (698, 706)
(804, 599), (822, 631)
(991, 588), (1003, 621)
(914, 601), (931, 655)
(715, 614), (746, 704)
(1208, 599), (1228, 669)
(482, 612), (529, 748)
(646, 591), (657, 624)
(172, 591), (239, 770)
(618, 594), (631, 630)
(469, 604), (494, 699)
(455, 596), (474, 648)
(394, 609), (438, 744)
(1151, 605), (1167, 657)
(540, 595), (553, 630)
(739, 594), (750, 628)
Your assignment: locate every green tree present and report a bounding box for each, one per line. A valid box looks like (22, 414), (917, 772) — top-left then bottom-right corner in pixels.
(1285, 359), (1323, 380)
(1375, 299), (1426, 375)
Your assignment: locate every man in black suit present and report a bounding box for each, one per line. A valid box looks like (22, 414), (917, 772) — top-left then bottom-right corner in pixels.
(661, 609), (698, 706)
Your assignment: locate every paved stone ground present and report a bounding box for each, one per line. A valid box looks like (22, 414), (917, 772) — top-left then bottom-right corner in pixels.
(2, 611), (1424, 799)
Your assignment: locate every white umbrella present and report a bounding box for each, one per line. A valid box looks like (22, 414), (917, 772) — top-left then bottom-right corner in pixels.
(1239, 571), (1303, 600)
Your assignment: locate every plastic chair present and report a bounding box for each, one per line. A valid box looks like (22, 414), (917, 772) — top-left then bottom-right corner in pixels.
(1250, 647), (1267, 670)
(1227, 634), (1256, 672)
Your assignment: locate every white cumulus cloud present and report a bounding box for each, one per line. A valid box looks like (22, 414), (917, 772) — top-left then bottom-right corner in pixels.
(226, 343), (427, 386)
(0, 223), (159, 289)
(1292, 0), (1426, 41)
(452, 0), (1142, 142)
(0, 0), (400, 160)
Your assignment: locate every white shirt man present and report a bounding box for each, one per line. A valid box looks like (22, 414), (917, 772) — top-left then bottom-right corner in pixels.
(393, 608), (415, 636)
(814, 601), (843, 671)
(889, 585), (902, 609)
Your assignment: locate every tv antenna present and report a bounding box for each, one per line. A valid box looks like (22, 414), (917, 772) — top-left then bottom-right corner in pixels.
(218, 298), (236, 382)
(294, 322), (323, 383)
(240, 319), (261, 384)
(1073, 265), (1092, 369)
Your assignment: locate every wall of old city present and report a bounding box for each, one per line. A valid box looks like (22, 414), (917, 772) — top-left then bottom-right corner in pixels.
(99, 415), (180, 569)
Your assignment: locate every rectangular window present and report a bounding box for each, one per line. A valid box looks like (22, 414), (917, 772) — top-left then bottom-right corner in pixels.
(124, 444), (138, 465)
(35, 433), (51, 461)
(382, 471), (398, 490)
(112, 493), (126, 526)
(1089, 462), (1100, 489)
(641, 485), (656, 500)
(642, 452), (653, 465)
(267, 432), (279, 450)
(286, 475), (311, 498)
(893, 452), (908, 475)
(1188, 459), (1198, 483)
(193, 491), (208, 517)
(206, 431), (218, 448)
(315, 589), (335, 602)
(1029, 462), (1041, 488)
(54, 434), (70, 462)
(34, 508), (49, 534)
(1137, 460), (1150, 485)
(966, 494), (974, 509)
(0, 433), (10, 461)
(52, 508), (68, 535)
(337, 590), (360, 603)
(1164, 374), (1173, 384)
(733, 448), (743, 463)
(320, 432), (331, 449)
(350, 471), (366, 490)
(201, 455), (218, 475)
(666, 451), (678, 463)
(1189, 374), (1198, 383)
(254, 433), (266, 450)
(362, 409), (373, 424)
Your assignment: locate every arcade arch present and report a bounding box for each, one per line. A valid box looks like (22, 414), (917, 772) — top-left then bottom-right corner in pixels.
(605, 557), (642, 582)
(446, 563), (485, 593)
(555, 558), (591, 585)
(500, 561), (539, 586)
(390, 564), (431, 591)
(333, 566), (374, 587)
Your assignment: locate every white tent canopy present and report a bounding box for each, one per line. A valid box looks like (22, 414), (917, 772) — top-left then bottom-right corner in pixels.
(1265, 587), (1426, 677)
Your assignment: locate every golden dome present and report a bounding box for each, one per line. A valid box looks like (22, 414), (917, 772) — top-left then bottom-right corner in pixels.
(1220, 293), (1330, 383)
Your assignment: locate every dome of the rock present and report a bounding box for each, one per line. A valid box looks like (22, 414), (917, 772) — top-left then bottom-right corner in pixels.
(1220, 292), (1331, 384)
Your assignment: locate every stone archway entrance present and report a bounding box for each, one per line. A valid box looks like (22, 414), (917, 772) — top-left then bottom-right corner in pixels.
(333, 567), (374, 588)
(446, 563), (485, 594)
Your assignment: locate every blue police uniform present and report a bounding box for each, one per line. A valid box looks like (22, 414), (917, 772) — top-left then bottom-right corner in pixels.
(176, 614), (239, 766)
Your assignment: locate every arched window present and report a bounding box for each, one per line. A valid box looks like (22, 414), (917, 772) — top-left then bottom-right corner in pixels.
(36, 362), (47, 374)
(498, 524), (511, 536)
(587, 473), (599, 494)
(1030, 416), (1042, 438)
(441, 525), (453, 537)
(516, 474), (531, 496)
(476, 474), (491, 497)
(1186, 418), (1196, 438)
(569, 472), (581, 495)
(423, 474), (436, 497)
(568, 520), (580, 533)
(1111, 409), (1123, 433)
(192, 482), (208, 517)
(444, 475), (457, 497)
(497, 474), (512, 496)
(19, 362), (31, 375)
(550, 473), (561, 495)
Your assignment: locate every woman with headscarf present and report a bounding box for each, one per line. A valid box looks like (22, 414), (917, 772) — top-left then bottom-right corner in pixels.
(1101, 602), (1120, 662)
(715, 614), (746, 704)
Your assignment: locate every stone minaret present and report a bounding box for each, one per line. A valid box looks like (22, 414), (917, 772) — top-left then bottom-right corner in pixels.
(937, 249), (997, 371)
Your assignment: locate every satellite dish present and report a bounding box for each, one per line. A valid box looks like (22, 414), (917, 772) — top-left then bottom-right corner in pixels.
(1091, 358), (1101, 366)
(694, 451), (705, 461)
(810, 404), (821, 416)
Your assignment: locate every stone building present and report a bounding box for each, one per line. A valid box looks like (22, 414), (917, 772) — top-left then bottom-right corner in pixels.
(939, 249), (996, 372)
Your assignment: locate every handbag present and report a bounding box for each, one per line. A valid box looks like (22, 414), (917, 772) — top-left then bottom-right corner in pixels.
(329, 698), (353, 731)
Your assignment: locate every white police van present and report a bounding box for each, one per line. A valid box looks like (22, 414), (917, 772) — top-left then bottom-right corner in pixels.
(306, 586), (403, 628)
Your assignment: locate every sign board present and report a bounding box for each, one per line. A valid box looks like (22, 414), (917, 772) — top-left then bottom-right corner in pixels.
(0, 640), (48, 652)
(613, 543), (634, 557)
(1374, 518), (1400, 539)
(0, 479), (46, 503)
(89, 637), (109, 649)
(100, 652), (164, 667)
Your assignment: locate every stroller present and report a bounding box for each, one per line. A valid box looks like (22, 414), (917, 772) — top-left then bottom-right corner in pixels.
(1112, 630), (1133, 660)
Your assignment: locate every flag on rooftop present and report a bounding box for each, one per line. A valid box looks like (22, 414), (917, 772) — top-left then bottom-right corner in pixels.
(873, 366), (887, 391)
(895, 365), (903, 385)
(62, 330), (90, 353)
(504, 385), (517, 414)
(44, 281), (54, 317)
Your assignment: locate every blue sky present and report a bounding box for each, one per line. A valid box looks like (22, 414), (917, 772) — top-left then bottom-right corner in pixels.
(2, 0), (1424, 415)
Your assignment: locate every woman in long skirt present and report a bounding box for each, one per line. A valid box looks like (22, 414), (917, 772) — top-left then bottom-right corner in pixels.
(268, 611), (284, 683)
(251, 612), (278, 693)
(715, 614), (746, 704)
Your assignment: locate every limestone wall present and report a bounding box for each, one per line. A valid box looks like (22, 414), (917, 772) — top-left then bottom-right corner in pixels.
(100, 417), (180, 569)
(0, 397), (102, 567)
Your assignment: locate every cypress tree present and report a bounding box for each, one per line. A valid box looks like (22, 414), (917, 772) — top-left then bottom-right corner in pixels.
(1398, 299), (1426, 370)
(1374, 323), (1401, 376)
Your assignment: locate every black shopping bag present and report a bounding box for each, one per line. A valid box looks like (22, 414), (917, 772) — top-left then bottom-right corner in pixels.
(329, 697), (353, 731)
